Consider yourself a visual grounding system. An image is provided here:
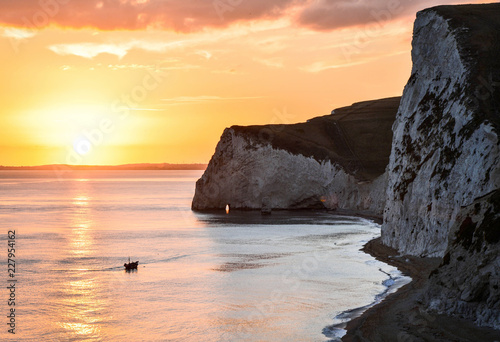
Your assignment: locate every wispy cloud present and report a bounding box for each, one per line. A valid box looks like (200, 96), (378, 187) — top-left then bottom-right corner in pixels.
(301, 50), (408, 72)
(195, 50), (212, 60)
(48, 39), (188, 59)
(301, 60), (369, 73)
(1, 27), (36, 40)
(160, 64), (201, 71)
(254, 57), (284, 68)
(129, 108), (165, 111)
(105, 63), (200, 71)
(161, 96), (263, 105)
(49, 43), (129, 59)
(211, 68), (246, 75)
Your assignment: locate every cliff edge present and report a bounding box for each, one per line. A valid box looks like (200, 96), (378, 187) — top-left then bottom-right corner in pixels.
(381, 4), (500, 329)
(192, 97), (400, 214)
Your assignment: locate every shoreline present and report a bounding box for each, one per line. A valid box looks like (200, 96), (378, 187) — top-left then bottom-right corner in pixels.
(193, 208), (384, 225)
(342, 237), (500, 342)
(323, 262), (411, 340)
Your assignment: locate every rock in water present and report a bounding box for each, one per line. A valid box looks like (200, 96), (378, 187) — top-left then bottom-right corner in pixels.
(192, 97), (400, 215)
(381, 4), (500, 329)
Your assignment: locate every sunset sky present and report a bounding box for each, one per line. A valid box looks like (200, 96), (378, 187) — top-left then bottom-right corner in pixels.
(0, 0), (489, 166)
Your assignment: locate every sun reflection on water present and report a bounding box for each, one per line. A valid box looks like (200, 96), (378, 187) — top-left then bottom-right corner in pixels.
(57, 277), (106, 340)
(70, 193), (93, 256)
(72, 195), (91, 207)
(59, 322), (101, 338)
(54, 181), (109, 340)
(70, 224), (92, 256)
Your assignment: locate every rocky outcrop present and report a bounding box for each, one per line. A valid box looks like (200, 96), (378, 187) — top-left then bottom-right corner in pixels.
(192, 97), (400, 215)
(380, 4), (500, 329)
(424, 189), (500, 329)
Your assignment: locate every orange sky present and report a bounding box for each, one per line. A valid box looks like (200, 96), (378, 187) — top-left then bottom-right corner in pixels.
(0, 0), (489, 166)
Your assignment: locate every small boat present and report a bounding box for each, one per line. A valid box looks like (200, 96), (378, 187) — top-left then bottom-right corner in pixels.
(124, 257), (139, 270)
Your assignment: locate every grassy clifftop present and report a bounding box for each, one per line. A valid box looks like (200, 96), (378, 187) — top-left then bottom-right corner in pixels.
(231, 96), (400, 182)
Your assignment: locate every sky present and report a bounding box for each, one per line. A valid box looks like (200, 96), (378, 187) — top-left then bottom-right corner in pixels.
(0, 0), (489, 166)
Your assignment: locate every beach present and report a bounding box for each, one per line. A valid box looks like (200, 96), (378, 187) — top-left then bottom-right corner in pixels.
(343, 238), (500, 342)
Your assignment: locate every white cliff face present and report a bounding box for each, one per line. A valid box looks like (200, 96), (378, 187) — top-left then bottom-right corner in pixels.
(382, 9), (500, 257)
(192, 128), (386, 215)
(382, 5), (500, 329)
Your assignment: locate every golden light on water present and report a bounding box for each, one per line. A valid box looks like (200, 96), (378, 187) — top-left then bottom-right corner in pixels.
(70, 224), (92, 257)
(72, 195), (90, 206)
(59, 322), (101, 338)
(54, 184), (108, 340)
(70, 186), (94, 256)
(58, 277), (105, 339)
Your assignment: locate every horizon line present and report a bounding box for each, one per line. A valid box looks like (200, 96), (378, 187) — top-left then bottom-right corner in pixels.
(0, 163), (208, 170)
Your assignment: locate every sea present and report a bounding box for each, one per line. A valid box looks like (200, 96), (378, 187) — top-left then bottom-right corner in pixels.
(0, 170), (409, 341)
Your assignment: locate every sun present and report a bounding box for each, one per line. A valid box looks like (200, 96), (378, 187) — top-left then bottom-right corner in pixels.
(73, 137), (93, 156)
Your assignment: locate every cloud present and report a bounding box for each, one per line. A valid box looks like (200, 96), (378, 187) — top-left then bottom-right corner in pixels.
(195, 50), (212, 60)
(301, 50), (408, 72)
(254, 57), (284, 68)
(301, 60), (368, 73)
(0, 0), (485, 33)
(1, 27), (36, 40)
(0, 0), (302, 32)
(129, 108), (164, 111)
(159, 64), (201, 71)
(103, 63), (199, 71)
(211, 69), (246, 75)
(49, 43), (130, 59)
(48, 39), (188, 58)
(295, 0), (477, 31)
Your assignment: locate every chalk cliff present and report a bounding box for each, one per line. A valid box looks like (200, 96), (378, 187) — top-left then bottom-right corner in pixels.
(192, 97), (400, 215)
(381, 4), (500, 329)
(192, 2), (500, 332)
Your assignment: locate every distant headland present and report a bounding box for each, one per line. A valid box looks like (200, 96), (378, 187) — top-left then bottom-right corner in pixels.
(0, 163), (207, 171)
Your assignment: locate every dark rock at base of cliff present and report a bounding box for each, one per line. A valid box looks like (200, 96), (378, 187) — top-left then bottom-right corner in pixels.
(423, 189), (500, 329)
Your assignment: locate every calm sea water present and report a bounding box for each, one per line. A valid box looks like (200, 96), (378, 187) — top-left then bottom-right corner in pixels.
(0, 170), (406, 341)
